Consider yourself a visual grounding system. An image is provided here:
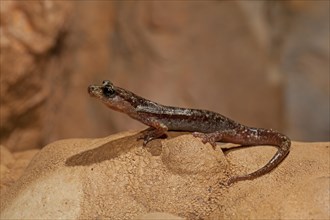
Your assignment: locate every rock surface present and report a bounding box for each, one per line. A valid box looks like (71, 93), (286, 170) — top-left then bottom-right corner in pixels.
(0, 132), (329, 219)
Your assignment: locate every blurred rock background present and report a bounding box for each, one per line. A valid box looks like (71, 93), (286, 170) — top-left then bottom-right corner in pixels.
(0, 0), (329, 151)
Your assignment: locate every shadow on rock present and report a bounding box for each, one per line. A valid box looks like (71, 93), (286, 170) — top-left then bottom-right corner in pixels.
(65, 134), (141, 166)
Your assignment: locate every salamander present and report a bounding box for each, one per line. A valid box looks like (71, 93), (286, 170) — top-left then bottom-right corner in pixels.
(88, 80), (291, 184)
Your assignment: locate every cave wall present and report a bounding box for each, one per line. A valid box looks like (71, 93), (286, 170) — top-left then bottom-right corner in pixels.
(1, 1), (329, 151)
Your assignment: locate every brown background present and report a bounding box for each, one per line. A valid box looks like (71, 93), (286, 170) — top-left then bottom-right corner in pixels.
(1, 1), (329, 151)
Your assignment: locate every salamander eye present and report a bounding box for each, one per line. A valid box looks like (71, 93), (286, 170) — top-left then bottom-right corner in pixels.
(102, 86), (116, 98)
(102, 80), (112, 86)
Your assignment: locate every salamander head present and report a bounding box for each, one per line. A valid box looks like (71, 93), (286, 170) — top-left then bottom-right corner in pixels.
(88, 80), (138, 114)
(88, 80), (115, 98)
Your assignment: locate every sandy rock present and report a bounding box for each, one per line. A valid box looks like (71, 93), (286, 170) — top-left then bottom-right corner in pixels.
(0, 145), (15, 167)
(0, 164), (9, 182)
(12, 149), (40, 169)
(0, 132), (329, 219)
(0, 132), (227, 219)
(135, 212), (184, 219)
(219, 142), (330, 219)
(0, 146), (41, 192)
(162, 134), (228, 176)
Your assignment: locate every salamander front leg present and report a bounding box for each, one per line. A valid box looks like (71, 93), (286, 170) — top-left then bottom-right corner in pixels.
(137, 119), (168, 146)
(137, 127), (166, 146)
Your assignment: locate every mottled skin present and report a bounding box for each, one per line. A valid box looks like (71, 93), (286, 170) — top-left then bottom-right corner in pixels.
(88, 80), (291, 184)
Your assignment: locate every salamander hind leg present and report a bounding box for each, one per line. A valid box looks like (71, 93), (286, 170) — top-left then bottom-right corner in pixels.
(193, 130), (236, 149)
(192, 132), (217, 148)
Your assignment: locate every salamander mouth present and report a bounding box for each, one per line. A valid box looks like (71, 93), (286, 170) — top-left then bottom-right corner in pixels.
(88, 85), (102, 98)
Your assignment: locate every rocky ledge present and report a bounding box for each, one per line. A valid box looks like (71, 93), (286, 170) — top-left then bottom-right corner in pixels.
(0, 131), (329, 219)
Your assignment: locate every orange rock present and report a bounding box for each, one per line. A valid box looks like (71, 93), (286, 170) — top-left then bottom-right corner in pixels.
(0, 132), (329, 219)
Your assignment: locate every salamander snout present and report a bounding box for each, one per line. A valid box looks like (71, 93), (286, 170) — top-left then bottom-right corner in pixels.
(88, 85), (101, 97)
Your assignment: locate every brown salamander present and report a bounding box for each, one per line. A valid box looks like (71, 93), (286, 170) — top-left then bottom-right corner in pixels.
(88, 80), (291, 184)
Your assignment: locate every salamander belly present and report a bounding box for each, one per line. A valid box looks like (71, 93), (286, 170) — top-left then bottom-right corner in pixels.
(160, 117), (226, 133)
(145, 107), (238, 133)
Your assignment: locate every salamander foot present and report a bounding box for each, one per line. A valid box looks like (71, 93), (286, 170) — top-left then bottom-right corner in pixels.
(137, 128), (167, 146)
(192, 132), (217, 148)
